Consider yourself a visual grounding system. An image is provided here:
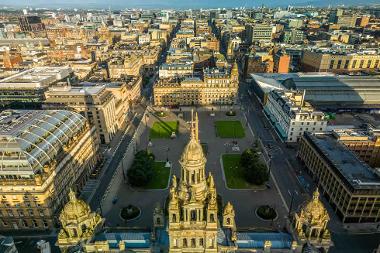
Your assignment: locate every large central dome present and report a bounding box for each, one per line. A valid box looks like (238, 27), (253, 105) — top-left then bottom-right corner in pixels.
(180, 137), (206, 165)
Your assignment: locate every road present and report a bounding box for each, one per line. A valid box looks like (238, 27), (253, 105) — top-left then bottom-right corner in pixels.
(238, 81), (308, 214)
(238, 80), (380, 253)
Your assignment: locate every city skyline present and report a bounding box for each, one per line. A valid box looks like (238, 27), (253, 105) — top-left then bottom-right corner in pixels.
(1, 0), (380, 9)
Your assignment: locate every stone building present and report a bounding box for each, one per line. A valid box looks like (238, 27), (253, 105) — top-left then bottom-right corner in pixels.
(153, 62), (239, 106)
(57, 189), (104, 252)
(167, 111), (238, 253)
(0, 110), (99, 231)
(44, 85), (118, 144)
(292, 190), (331, 251)
(298, 132), (380, 223)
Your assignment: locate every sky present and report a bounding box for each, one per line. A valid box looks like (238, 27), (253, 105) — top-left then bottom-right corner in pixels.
(0, 0), (378, 9)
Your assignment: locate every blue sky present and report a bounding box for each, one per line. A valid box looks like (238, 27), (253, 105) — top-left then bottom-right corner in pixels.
(0, 0), (378, 8)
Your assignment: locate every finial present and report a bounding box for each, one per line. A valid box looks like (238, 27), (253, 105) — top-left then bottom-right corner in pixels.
(68, 188), (77, 202)
(313, 189), (320, 201)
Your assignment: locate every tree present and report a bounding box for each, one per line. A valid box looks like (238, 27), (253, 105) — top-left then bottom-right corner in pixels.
(127, 150), (155, 187)
(240, 148), (259, 168)
(240, 148), (268, 185)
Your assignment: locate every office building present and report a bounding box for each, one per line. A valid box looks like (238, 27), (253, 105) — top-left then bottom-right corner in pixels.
(18, 16), (45, 32)
(43, 85), (118, 144)
(301, 50), (380, 73)
(0, 66), (73, 106)
(298, 132), (380, 223)
(332, 128), (380, 168)
(263, 90), (327, 142)
(0, 110), (99, 231)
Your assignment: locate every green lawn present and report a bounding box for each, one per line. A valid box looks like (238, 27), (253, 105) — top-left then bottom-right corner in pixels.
(215, 120), (245, 138)
(149, 121), (178, 139)
(144, 162), (170, 189)
(222, 154), (252, 189)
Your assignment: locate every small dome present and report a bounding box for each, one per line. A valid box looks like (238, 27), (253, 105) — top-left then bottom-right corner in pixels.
(302, 190), (329, 222)
(60, 189), (91, 221)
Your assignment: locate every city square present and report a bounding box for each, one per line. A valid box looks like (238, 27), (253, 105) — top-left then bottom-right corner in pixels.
(102, 108), (289, 231)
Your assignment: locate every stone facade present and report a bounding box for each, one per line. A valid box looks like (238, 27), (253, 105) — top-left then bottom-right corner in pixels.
(167, 111), (237, 253)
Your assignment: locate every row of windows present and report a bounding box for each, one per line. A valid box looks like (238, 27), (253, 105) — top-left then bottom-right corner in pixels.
(0, 218), (49, 228)
(329, 59), (380, 69)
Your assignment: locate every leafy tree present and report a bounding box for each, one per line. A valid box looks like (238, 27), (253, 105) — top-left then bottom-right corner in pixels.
(127, 150), (155, 187)
(240, 148), (268, 185)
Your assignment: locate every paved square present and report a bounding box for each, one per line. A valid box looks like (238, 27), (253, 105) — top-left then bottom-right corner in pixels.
(102, 109), (288, 231)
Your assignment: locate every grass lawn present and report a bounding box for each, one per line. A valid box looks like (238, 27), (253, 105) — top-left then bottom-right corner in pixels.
(215, 120), (245, 138)
(149, 121), (178, 139)
(144, 161), (170, 189)
(222, 154), (252, 189)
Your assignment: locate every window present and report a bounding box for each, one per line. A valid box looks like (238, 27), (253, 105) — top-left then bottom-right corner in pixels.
(190, 210), (197, 221)
(183, 239), (187, 247)
(359, 60), (364, 68)
(337, 59), (342, 69)
(329, 60), (334, 69)
(191, 238), (196, 247)
(210, 213), (215, 222)
(200, 238), (204, 246)
(344, 60), (349, 69)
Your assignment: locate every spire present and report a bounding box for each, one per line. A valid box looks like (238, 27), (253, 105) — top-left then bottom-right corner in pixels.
(190, 109), (199, 141)
(208, 172), (215, 189)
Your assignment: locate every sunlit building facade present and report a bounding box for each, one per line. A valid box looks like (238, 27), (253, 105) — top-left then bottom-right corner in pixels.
(0, 110), (99, 231)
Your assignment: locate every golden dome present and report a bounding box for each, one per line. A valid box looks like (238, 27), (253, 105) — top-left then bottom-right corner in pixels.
(180, 138), (206, 165)
(60, 189), (91, 221)
(301, 190), (329, 222)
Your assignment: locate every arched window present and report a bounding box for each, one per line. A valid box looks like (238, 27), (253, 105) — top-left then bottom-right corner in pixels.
(172, 214), (176, 222)
(199, 238), (204, 246)
(156, 217), (161, 224)
(210, 214), (215, 222)
(183, 238), (187, 247)
(226, 217), (231, 225)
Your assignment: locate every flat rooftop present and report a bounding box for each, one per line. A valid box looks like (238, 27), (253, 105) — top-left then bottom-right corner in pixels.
(46, 85), (105, 95)
(0, 66), (72, 87)
(305, 132), (380, 190)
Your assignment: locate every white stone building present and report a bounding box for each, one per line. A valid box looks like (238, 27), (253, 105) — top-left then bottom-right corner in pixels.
(264, 90), (327, 142)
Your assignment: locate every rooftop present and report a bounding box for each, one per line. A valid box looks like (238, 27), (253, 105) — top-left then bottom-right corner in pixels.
(0, 66), (72, 86)
(305, 132), (380, 190)
(0, 110), (87, 177)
